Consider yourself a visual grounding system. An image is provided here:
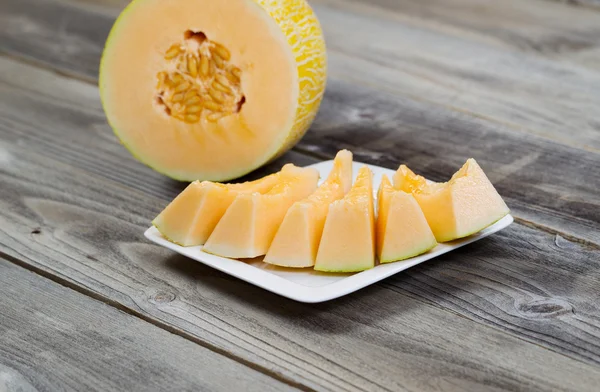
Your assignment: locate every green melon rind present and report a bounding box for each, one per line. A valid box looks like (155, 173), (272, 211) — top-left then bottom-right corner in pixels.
(379, 240), (438, 264)
(436, 211), (510, 243)
(314, 262), (375, 273)
(151, 221), (188, 247)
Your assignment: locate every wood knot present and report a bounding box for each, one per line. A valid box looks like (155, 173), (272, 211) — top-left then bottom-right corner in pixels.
(31, 228), (41, 234)
(515, 298), (573, 319)
(150, 291), (176, 304)
(358, 111), (375, 120)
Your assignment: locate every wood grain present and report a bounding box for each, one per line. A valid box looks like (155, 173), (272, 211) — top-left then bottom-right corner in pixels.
(1, 68), (600, 390)
(1, 55), (597, 250)
(318, 0), (600, 55)
(314, 1), (600, 153)
(568, 46), (600, 71)
(2, 0), (600, 152)
(1, 1), (600, 390)
(0, 258), (298, 392)
(546, 0), (600, 9)
(1, 0), (598, 247)
(300, 78), (600, 247)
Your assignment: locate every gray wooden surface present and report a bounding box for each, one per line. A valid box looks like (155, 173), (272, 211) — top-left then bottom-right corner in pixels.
(0, 258), (298, 392)
(1, 0), (599, 391)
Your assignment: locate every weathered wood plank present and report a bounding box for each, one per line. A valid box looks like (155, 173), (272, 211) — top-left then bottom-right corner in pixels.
(1, 56), (597, 250)
(2, 140), (600, 391)
(318, 0), (600, 55)
(568, 46), (600, 71)
(0, 258), (298, 392)
(314, 1), (600, 152)
(2, 0), (600, 152)
(545, 0), (600, 9)
(301, 78), (600, 247)
(1, 2), (599, 390)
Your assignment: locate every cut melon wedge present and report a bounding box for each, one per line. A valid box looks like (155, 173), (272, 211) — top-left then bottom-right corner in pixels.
(264, 150), (353, 268)
(376, 175), (437, 263)
(314, 166), (375, 272)
(394, 159), (510, 242)
(100, 0), (327, 181)
(203, 165), (319, 258)
(152, 165), (297, 246)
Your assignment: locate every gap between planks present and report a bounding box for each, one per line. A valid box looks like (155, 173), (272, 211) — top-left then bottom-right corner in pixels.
(1, 50), (597, 249)
(0, 249), (316, 392)
(543, 0), (600, 11)
(2, 82), (600, 388)
(294, 145), (600, 252)
(3, 42), (599, 158)
(4, 223), (600, 386)
(1, 136), (599, 371)
(0, 51), (597, 250)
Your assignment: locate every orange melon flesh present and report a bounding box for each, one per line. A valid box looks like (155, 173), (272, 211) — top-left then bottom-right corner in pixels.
(394, 159), (510, 242)
(203, 166), (319, 258)
(376, 175), (437, 263)
(152, 166), (291, 246)
(314, 166), (375, 272)
(100, 0), (327, 181)
(264, 150), (353, 268)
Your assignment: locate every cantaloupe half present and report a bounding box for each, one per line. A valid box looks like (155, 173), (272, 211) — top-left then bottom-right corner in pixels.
(152, 164), (296, 246)
(314, 166), (375, 272)
(203, 165), (319, 258)
(376, 175), (437, 263)
(99, 0), (327, 181)
(264, 150), (353, 268)
(394, 159), (510, 242)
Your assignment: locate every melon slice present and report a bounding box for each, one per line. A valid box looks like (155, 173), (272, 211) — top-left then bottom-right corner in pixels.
(394, 159), (510, 242)
(151, 165), (298, 246)
(264, 150), (353, 268)
(99, 0), (327, 181)
(376, 175), (437, 263)
(314, 166), (375, 272)
(203, 165), (319, 258)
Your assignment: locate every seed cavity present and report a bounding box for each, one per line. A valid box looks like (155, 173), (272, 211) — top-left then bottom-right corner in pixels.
(155, 30), (245, 124)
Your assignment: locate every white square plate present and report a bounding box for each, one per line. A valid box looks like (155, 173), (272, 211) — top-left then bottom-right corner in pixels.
(145, 160), (513, 303)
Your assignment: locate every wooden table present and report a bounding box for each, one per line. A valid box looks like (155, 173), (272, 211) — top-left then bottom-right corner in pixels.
(1, 0), (599, 390)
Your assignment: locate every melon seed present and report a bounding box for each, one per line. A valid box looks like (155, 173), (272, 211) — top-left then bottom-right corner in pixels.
(213, 44), (231, 61)
(184, 89), (196, 99)
(184, 114), (200, 123)
(208, 58), (217, 76)
(207, 112), (224, 122)
(174, 81), (191, 93)
(208, 88), (226, 103)
(171, 92), (185, 103)
(199, 55), (210, 77)
(185, 95), (201, 105)
(187, 56), (198, 77)
(226, 68), (241, 84)
(186, 105), (202, 114)
(212, 80), (231, 93)
(156, 71), (167, 89)
(203, 100), (222, 112)
(156, 31), (244, 123)
(212, 52), (225, 69)
(164, 45), (181, 60)
(215, 74), (230, 87)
